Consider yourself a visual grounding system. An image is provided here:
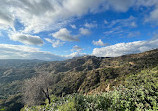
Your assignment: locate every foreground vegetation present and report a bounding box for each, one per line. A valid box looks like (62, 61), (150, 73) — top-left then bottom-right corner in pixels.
(21, 66), (158, 111)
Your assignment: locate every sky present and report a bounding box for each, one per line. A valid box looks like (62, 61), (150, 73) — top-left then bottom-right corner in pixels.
(0, 0), (158, 61)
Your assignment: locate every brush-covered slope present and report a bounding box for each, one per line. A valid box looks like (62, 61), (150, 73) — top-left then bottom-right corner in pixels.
(22, 66), (158, 111)
(0, 59), (45, 99)
(0, 49), (158, 111)
(34, 49), (158, 95)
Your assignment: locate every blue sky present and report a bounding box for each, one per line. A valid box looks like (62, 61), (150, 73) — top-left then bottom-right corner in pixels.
(0, 0), (158, 61)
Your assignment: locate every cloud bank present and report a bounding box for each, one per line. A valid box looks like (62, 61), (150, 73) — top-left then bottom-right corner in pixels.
(1, 0), (158, 33)
(92, 39), (158, 57)
(0, 44), (64, 61)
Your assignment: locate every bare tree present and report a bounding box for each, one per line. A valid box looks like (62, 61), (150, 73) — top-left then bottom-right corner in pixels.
(22, 73), (53, 106)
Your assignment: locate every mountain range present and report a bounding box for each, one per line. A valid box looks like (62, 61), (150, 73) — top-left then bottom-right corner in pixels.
(0, 49), (158, 111)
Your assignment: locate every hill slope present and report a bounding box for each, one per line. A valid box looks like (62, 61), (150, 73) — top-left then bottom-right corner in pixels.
(0, 49), (158, 111)
(34, 49), (158, 95)
(22, 66), (158, 111)
(0, 59), (45, 99)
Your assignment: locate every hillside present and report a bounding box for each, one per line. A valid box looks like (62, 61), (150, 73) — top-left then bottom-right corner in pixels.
(35, 49), (158, 95)
(0, 49), (158, 111)
(0, 59), (45, 99)
(22, 66), (158, 111)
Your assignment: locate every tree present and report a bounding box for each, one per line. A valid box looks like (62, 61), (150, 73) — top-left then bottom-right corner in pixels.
(22, 73), (54, 106)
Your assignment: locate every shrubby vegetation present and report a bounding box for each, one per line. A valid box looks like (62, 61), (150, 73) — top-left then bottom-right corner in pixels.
(0, 94), (23, 111)
(21, 66), (158, 111)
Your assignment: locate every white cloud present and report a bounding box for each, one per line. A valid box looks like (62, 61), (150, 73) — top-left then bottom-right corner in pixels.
(104, 16), (137, 37)
(0, 44), (65, 61)
(64, 52), (85, 58)
(130, 22), (137, 27)
(150, 8), (158, 20)
(152, 32), (158, 40)
(104, 20), (108, 24)
(127, 31), (140, 38)
(9, 33), (43, 46)
(0, 12), (14, 29)
(79, 28), (91, 35)
(136, 0), (158, 7)
(146, 8), (158, 25)
(84, 22), (97, 28)
(71, 45), (83, 52)
(63, 45), (85, 58)
(137, 0), (158, 24)
(0, 1), (14, 29)
(70, 24), (77, 29)
(107, 0), (136, 12)
(0, 31), (3, 37)
(45, 38), (64, 48)
(107, 16), (137, 28)
(52, 28), (78, 41)
(92, 39), (108, 46)
(64, 45), (85, 58)
(92, 39), (158, 57)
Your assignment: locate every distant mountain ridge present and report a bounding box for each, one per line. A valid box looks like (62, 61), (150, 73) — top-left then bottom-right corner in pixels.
(0, 59), (45, 67)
